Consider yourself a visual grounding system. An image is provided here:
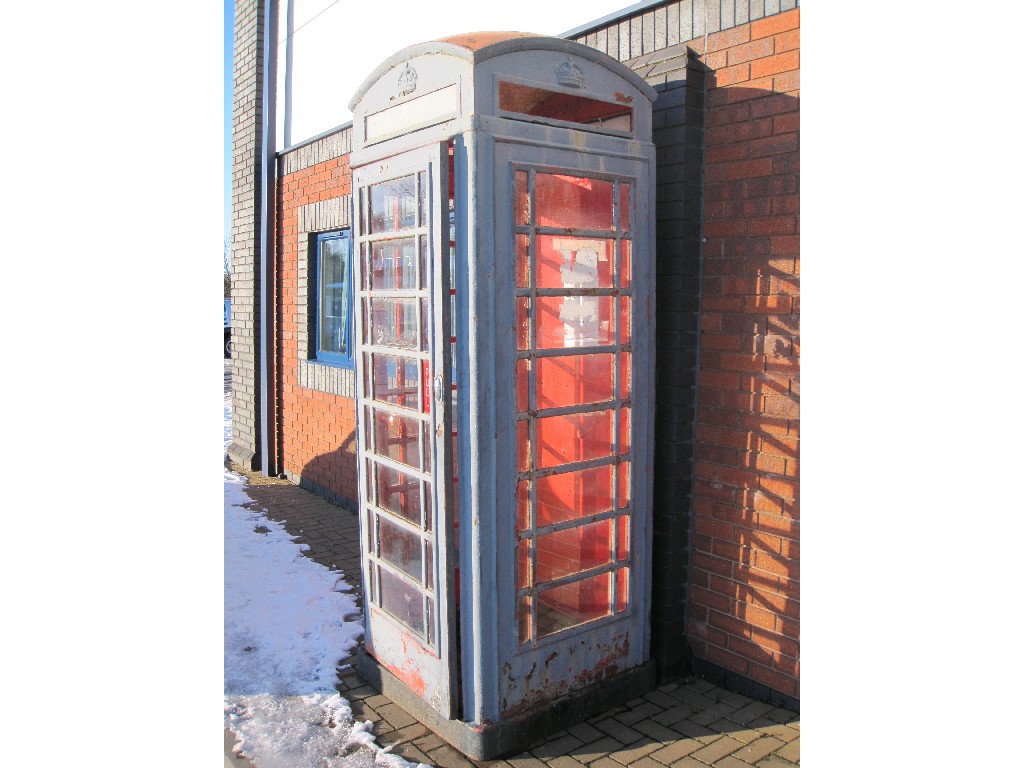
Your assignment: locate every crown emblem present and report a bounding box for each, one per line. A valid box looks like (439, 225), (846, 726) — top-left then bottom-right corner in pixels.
(556, 57), (585, 89)
(397, 63), (418, 97)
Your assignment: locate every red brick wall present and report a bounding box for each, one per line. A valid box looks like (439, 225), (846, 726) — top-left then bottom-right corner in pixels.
(276, 154), (359, 499)
(687, 8), (800, 699)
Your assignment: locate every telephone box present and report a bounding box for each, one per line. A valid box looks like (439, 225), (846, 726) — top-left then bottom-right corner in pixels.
(349, 32), (658, 758)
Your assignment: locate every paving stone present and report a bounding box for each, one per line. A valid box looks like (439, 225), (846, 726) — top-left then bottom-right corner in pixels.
(377, 721), (430, 748)
(376, 702), (418, 729)
(618, 757), (665, 768)
(570, 736), (625, 763)
(689, 735), (744, 765)
(774, 737), (798, 763)
(663, 758), (711, 768)
(608, 737), (662, 764)
(507, 756), (548, 768)
(668, 688), (717, 711)
(530, 733), (585, 759)
(689, 701), (740, 728)
(687, 679), (717, 694)
(667, 719), (718, 743)
(593, 717), (644, 745)
(649, 737), (702, 765)
(631, 719), (684, 745)
(567, 722), (607, 744)
(725, 701), (777, 725)
(349, 701), (380, 721)
(392, 743), (432, 763)
(413, 733), (448, 753)
(429, 744), (478, 768)
(364, 693), (391, 709)
(752, 756), (798, 768)
(546, 755), (588, 768)
(715, 689), (754, 708)
(643, 689), (682, 708)
(707, 723), (759, 744)
(589, 757), (624, 768)
(749, 723), (799, 744)
(730, 735), (786, 764)
(651, 705), (696, 728)
(765, 708), (798, 726)
(618, 701), (666, 725)
(712, 756), (754, 768)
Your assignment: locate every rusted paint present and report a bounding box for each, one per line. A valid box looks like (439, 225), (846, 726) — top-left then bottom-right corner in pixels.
(613, 92), (634, 104)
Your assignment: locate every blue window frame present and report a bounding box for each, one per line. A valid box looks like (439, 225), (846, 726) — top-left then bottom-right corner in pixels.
(314, 229), (354, 368)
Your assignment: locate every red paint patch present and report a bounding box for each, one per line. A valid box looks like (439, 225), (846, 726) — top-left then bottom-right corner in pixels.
(614, 92), (634, 104)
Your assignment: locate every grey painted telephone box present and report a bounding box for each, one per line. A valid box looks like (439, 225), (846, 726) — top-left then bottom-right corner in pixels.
(349, 32), (658, 758)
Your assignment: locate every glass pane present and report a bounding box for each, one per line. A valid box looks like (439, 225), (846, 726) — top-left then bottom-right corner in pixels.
(535, 235), (613, 289)
(618, 296), (631, 342)
(378, 515), (423, 582)
(516, 479), (531, 532)
(373, 409), (423, 470)
(517, 419), (531, 472)
(500, 82), (633, 134)
(369, 238), (416, 290)
(616, 567), (629, 613)
(536, 354), (615, 409)
(535, 465), (613, 527)
(618, 461), (630, 509)
(618, 352), (631, 400)
(420, 236), (429, 290)
(534, 173), (614, 231)
(417, 171), (426, 228)
(421, 420), (431, 472)
(515, 358), (530, 413)
(516, 538), (531, 588)
(536, 571), (612, 638)
(421, 297), (430, 352)
(374, 462), (422, 525)
(372, 353), (419, 409)
(616, 515), (630, 562)
(517, 594), (532, 644)
(425, 595), (435, 646)
(536, 296), (614, 348)
(619, 239), (631, 289)
(369, 175), (417, 233)
(535, 519), (613, 584)
(319, 238), (349, 355)
(514, 170), (530, 226)
(516, 297), (531, 350)
(619, 407), (630, 455)
(367, 297), (418, 350)
(536, 410), (615, 468)
(618, 182), (631, 232)
(516, 234), (530, 287)
(425, 540), (434, 589)
(379, 566), (425, 634)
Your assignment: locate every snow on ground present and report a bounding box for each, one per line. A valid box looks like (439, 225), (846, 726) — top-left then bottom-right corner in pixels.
(223, 367), (429, 768)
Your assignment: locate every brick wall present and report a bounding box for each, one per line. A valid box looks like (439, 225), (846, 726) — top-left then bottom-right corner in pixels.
(687, 7), (800, 704)
(573, 1), (800, 705)
(276, 131), (360, 508)
(228, 0), (266, 470)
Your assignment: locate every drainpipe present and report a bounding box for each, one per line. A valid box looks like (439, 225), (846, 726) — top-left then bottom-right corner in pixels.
(259, 0), (279, 477)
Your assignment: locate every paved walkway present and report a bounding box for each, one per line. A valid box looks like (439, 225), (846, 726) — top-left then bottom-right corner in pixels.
(223, 463), (799, 768)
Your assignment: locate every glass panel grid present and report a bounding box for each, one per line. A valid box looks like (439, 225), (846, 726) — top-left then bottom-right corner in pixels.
(513, 167), (636, 646)
(357, 168), (442, 648)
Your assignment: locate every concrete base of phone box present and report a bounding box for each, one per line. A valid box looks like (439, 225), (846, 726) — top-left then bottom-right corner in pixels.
(357, 649), (658, 760)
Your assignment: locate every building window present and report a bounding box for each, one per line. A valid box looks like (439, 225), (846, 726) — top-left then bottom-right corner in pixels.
(313, 229), (353, 368)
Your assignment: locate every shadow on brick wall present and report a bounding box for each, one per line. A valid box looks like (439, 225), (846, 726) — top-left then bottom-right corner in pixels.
(687, 74), (800, 708)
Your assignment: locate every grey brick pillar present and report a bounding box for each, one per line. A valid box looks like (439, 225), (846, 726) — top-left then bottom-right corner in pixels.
(227, 0), (265, 470)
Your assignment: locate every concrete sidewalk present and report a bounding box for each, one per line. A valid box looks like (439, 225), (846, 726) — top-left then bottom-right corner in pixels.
(223, 465), (799, 768)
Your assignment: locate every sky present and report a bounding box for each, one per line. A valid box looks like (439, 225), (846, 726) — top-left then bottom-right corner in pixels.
(224, 373), (428, 767)
(223, 0), (634, 242)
